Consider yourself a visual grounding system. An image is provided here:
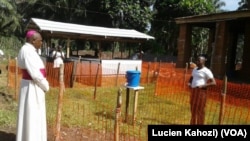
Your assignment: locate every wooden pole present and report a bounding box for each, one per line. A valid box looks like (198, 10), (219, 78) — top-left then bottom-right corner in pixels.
(183, 62), (188, 89)
(6, 55), (10, 88)
(112, 42), (115, 59)
(146, 62), (150, 84)
(89, 60), (92, 84)
(115, 63), (120, 86)
(15, 57), (18, 100)
(96, 43), (101, 59)
(219, 75), (227, 125)
(114, 88), (122, 141)
(54, 64), (65, 141)
(72, 56), (81, 87)
(94, 63), (100, 100)
(66, 38), (70, 58)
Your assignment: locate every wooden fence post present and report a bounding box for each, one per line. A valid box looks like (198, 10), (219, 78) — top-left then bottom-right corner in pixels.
(72, 56), (81, 87)
(54, 64), (65, 141)
(7, 55), (10, 88)
(147, 62), (150, 84)
(94, 63), (100, 100)
(115, 63), (120, 86)
(15, 58), (18, 100)
(183, 62), (188, 89)
(89, 60), (92, 85)
(219, 75), (227, 125)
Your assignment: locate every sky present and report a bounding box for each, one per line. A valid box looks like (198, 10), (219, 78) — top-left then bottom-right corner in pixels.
(221, 0), (241, 11)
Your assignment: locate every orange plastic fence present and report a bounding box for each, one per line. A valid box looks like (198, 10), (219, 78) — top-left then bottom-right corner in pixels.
(7, 59), (22, 88)
(46, 61), (74, 88)
(74, 61), (102, 86)
(153, 63), (250, 107)
(7, 59), (250, 105)
(7, 60), (74, 88)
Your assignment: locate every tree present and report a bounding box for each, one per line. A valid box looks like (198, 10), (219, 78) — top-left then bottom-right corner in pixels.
(99, 0), (154, 31)
(0, 0), (22, 36)
(238, 0), (249, 10)
(212, 0), (226, 13)
(16, 0), (154, 56)
(17, 0), (154, 32)
(17, 0), (88, 24)
(149, 0), (225, 55)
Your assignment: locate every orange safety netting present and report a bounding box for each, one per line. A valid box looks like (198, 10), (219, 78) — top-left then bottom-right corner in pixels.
(7, 60), (74, 88)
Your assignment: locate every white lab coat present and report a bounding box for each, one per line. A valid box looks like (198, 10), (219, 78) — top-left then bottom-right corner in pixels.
(52, 50), (65, 68)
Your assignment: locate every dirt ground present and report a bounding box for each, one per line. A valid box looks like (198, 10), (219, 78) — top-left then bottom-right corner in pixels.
(0, 56), (154, 141)
(0, 126), (114, 141)
(0, 93), (137, 141)
(0, 94), (109, 141)
(0, 78), (94, 141)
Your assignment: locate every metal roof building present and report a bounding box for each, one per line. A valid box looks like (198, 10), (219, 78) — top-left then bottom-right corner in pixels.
(27, 18), (154, 42)
(26, 18), (154, 59)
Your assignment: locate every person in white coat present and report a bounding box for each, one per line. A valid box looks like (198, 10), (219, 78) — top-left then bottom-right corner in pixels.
(52, 45), (65, 68)
(16, 30), (49, 141)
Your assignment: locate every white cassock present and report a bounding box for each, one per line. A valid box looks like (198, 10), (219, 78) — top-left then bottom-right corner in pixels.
(16, 43), (49, 141)
(52, 51), (64, 68)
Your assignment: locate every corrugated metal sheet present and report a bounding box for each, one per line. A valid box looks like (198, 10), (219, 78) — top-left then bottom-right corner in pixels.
(28, 18), (154, 41)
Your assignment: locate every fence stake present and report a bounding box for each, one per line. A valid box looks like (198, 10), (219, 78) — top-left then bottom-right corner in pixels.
(15, 58), (18, 100)
(72, 56), (81, 87)
(114, 88), (122, 141)
(183, 62), (188, 89)
(94, 63), (100, 100)
(89, 60), (92, 84)
(146, 62), (150, 84)
(54, 64), (65, 141)
(7, 55), (10, 88)
(115, 62), (121, 86)
(219, 75), (227, 125)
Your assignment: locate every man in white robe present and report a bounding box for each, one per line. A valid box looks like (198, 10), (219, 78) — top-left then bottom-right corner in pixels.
(16, 30), (49, 141)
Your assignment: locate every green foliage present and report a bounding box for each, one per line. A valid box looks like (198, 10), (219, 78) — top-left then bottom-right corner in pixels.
(179, 0), (214, 14)
(0, 95), (17, 127)
(103, 0), (154, 31)
(0, 0), (230, 59)
(191, 27), (210, 56)
(142, 40), (166, 55)
(238, 0), (249, 10)
(212, 0), (226, 13)
(0, 36), (23, 58)
(0, 0), (22, 36)
(150, 0), (226, 55)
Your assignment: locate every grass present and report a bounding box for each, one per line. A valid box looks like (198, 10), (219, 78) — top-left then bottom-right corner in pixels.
(0, 108), (17, 127)
(45, 85), (193, 139)
(0, 59), (249, 140)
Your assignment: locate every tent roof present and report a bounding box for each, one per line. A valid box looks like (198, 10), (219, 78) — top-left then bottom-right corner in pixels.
(27, 18), (154, 42)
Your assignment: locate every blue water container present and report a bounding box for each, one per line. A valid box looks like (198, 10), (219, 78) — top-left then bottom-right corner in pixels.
(126, 70), (141, 87)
